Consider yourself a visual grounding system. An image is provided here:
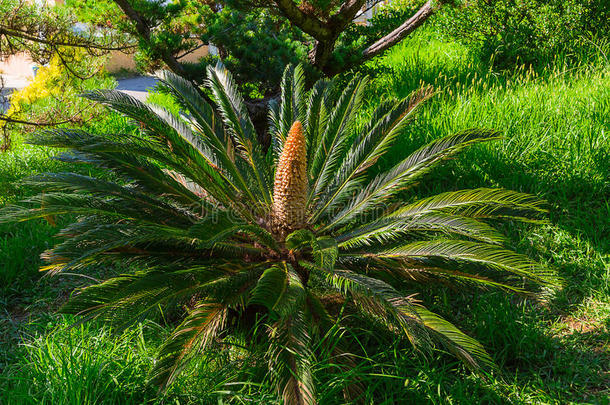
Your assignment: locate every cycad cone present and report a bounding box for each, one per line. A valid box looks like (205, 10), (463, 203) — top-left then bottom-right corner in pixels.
(273, 121), (307, 235)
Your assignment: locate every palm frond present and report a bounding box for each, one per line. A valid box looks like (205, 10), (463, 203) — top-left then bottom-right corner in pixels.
(270, 65), (307, 161)
(189, 210), (278, 250)
(41, 222), (194, 272)
(304, 78), (333, 169)
(249, 262), (308, 323)
(337, 212), (507, 249)
(0, 192), (189, 227)
(249, 264), (289, 310)
(24, 172), (198, 217)
(356, 239), (560, 288)
(326, 269), (428, 347)
(324, 129), (501, 231)
(156, 70), (260, 206)
(85, 90), (250, 210)
(267, 304), (316, 405)
(389, 187), (548, 221)
(206, 62), (272, 205)
(309, 76), (368, 203)
(60, 265), (232, 326)
(407, 266), (535, 296)
(155, 70), (227, 146)
(27, 129), (209, 206)
(414, 306), (495, 371)
(149, 301), (227, 389)
(311, 87), (433, 222)
(286, 230), (339, 273)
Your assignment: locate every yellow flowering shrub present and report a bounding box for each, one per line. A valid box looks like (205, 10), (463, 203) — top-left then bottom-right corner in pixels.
(1, 49), (114, 151)
(2, 55), (65, 126)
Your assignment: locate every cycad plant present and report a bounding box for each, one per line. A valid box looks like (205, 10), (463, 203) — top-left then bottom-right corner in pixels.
(1, 64), (558, 403)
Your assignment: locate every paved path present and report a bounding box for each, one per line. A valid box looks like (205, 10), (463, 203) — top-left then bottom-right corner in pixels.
(1, 75), (30, 93)
(115, 75), (159, 101)
(1, 75), (30, 112)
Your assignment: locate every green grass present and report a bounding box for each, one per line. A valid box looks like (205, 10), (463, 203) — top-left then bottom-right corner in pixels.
(1, 33), (609, 404)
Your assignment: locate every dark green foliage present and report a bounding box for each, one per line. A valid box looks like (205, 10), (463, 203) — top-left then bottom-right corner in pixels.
(66, 0), (311, 92)
(200, 7), (309, 96)
(333, 0), (422, 73)
(0, 63), (558, 403)
(436, 0), (610, 67)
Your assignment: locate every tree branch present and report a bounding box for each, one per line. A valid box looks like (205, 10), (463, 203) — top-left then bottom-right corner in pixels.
(309, 0), (367, 72)
(272, 0), (333, 41)
(327, 0), (368, 30)
(0, 26), (134, 52)
(111, 0), (190, 80)
(0, 113), (82, 126)
(361, 0), (436, 61)
(111, 0), (150, 37)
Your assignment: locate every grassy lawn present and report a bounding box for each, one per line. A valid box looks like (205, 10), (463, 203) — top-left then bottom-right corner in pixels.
(1, 33), (608, 404)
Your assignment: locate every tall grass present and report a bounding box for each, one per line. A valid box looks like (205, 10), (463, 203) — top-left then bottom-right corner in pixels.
(365, 36), (609, 301)
(1, 320), (157, 405)
(353, 33), (609, 403)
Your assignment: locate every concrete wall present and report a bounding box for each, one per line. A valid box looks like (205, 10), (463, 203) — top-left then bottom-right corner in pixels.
(0, 42), (211, 77)
(105, 51), (138, 73)
(105, 42), (210, 74)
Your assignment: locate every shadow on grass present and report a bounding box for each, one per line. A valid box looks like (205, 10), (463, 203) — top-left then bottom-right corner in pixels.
(380, 151), (610, 403)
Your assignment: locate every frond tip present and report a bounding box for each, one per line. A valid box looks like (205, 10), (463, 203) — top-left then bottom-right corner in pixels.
(273, 121), (308, 235)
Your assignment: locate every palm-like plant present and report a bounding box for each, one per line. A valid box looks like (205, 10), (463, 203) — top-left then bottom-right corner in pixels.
(1, 64), (558, 403)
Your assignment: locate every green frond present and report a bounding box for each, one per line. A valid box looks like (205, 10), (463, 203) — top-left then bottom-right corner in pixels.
(149, 301), (227, 389)
(156, 70), (261, 207)
(25, 172), (197, 217)
(326, 269), (428, 348)
(286, 230), (338, 273)
(270, 65), (307, 162)
(337, 212), (507, 249)
(389, 187), (548, 221)
(309, 75), (368, 202)
(86, 89), (253, 210)
(324, 129), (501, 231)
(311, 87), (433, 222)
(267, 304), (316, 405)
(304, 78), (333, 169)
(304, 291), (336, 334)
(205, 62), (258, 150)
(206, 62), (272, 206)
(147, 103), (245, 196)
(155, 70), (226, 145)
(285, 229), (317, 250)
(0, 192), (189, 228)
(43, 218), (270, 275)
(409, 266), (535, 296)
(311, 237), (339, 273)
(27, 129), (209, 206)
(413, 306), (496, 371)
(269, 98), (281, 156)
(60, 265), (230, 326)
(362, 239), (560, 289)
(249, 264), (288, 310)
(41, 222), (195, 272)
(328, 269), (495, 372)
(85, 90), (225, 178)
(189, 210), (278, 250)
(253, 262), (306, 318)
